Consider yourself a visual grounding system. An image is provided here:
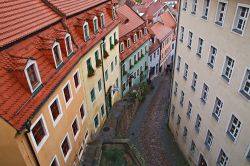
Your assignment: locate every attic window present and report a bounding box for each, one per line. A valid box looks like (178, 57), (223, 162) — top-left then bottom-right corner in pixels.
(52, 42), (63, 68)
(120, 42), (124, 53)
(112, 6), (116, 20)
(83, 22), (90, 41)
(65, 33), (73, 56)
(100, 13), (105, 29)
(25, 60), (42, 93)
(134, 34), (137, 43)
(93, 16), (98, 34)
(139, 31), (142, 39)
(127, 38), (131, 48)
(144, 27), (147, 35)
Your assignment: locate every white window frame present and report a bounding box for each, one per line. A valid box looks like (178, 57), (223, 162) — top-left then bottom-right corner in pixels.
(78, 143), (84, 161)
(134, 33), (137, 43)
(183, 63), (188, 80)
(64, 33), (73, 56)
(195, 114), (201, 132)
(182, 0), (187, 11)
(83, 21), (90, 41)
(112, 6), (116, 20)
(232, 3), (250, 36)
(205, 130), (213, 150)
(50, 155), (60, 166)
(208, 46), (217, 68)
(222, 56), (235, 82)
(215, 0), (228, 26)
(120, 42), (124, 53)
(100, 13), (105, 29)
(62, 80), (73, 108)
(144, 27), (147, 35)
(191, 0), (197, 14)
(217, 149), (229, 166)
(227, 114), (242, 142)
(212, 97), (223, 120)
(127, 38), (131, 48)
(30, 114), (49, 153)
(60, 133), (72, 162)
(24, 60), (42, 93)
(190, 140), (196, 155)
(93, 16), (99, 34)
(202, 0), (210, 20)
(139, 30), (142, 39)
(71, 116), (80, 141)
(174, 81), (178, 96)
(52, 42), (63, 68)
(197, 38), (203, 56)
(239, 68), (250, 100)
(176, 56), (181, 71)
(180, 26), (184, 42)
(201, 83), (209, 103)
(48, 95), (63, 127)
(180, 90), (184, 106)
(187, 101), (192, 118)
(187, 31), (193, 48)
(191, 72), (197, 90)
(73, 69), (81, 93)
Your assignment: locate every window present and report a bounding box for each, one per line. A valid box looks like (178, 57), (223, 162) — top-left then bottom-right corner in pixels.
(174, 81), (178, 96)
(171, 105), (175, 118)
(62, 81), (73, 107)
(183, 63), (188, 80)
(177, 115), (181, 127)
(25, 61), (42, 93)
(180, 90), (184, 106)
(187, 31), (193, 49)
(94, 114), (99, 128)
(246, 148), (250, 162)
(187, 101), (192, 118)
(120, 42), (124, 53)
(49, 95), (63, 126)
(112, 6), (116, 20)
(127, 38), (131, 48)
(183, 126), (187, 137)
(98, 79), (102, 92)
(105, 69), (108, 81)
(195, 114), (201, 133)
(232, 5), (249, 35)
(79, 103), (85, 120)
(197, 38), (204, 56)
(71, 117), (80, 140)
(191, 0), (197, 14)
(65, 34), (73, 57)
(240, 69), (250, 100)
(139, 31), (142, 39)
(202, 0), (210, 19)
(115, 56), (118, 65)
(176, 56), (181, 71)
(208, 46), (217, 68)
(144, 27), (147, 35)
(78, 145), (84, 160)
(122, 64), (126, 75)
(101, 104), (105, 117)
(134, 34), (137, 43)
(215, 1), (227, 26)
(111, 62), (114, 72)
(83, 22), (90, 41)
(52, 42), (63, 68)
(201, 83), (209, 103)
(183, 0), (187, 11)
(190, 140), (196, 155)
(191, 72), (197, 90)
(100, 13), (105, 29)
(109, 36), (113, 50)
(205, 130), (213, 150)
(222, 56), (234, 81)
(90, 88), (96, 103)
(60, 134), (72, 161)
(50, 156), (59, 166)
(30, 115), (49, 152)
(134, 54), (137, 64)
(179, 26), (184, 42)
(217, 149), (229, 166)
(227, 115), (242, 141)
(212, 97), (223, 120)
(73, 70), (80, 91)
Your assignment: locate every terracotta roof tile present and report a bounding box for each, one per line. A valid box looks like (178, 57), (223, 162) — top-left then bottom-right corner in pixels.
(160, 12), (176, 29)
(150, 22), (172, 41)
(0, 0), (61, 47)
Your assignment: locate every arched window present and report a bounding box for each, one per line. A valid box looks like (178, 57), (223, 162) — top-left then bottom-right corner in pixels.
(83, 22), (90, 41)
(144, 27), (147, 35)
(127, 38), (131, 48)
(112, 6), (116, 20)
(139, 30), (142, 39)
(100, 13), (105, 29)
(134, 34), (137, 43)
(52, 42), (63, 68)
(120, 42), (124, 53)
(93, 16), (98, 34)
(24, 60), (42, 93)
(65, 33), (73, 56)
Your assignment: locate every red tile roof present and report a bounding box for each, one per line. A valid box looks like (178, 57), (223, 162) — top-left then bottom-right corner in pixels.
(0, 0), (61, 48)
(149, 39), (160, 54)
(116, 5), (145, 37)
(47, 0), (108, 17)
(160, 12), (176, 29)
(150, 22), (172, 41)
(0, 0), (119, 131)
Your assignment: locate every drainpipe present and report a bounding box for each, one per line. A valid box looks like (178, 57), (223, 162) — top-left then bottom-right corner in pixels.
(100, 37), (109, 115)
(167, 0), (182, 125)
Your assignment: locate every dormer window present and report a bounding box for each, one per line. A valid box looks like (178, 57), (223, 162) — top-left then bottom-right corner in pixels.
(65, 33), (73, 56)
(120, 42), (124, 53)
(134, 34), (137, 43)
(127, 38), (131, 48)
(139, 30), (142, 39)
(52, 42), (63, 68)
(112, 6), (116, 20)
(100, 13), (105, 29)
(144, 27), (147, 35)
(25, 60), (42, 93)
(93, 16), (98, 34)
(83, 22), (90, 41)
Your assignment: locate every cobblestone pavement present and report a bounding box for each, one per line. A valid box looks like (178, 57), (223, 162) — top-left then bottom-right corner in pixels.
(129, 74), (188, 166)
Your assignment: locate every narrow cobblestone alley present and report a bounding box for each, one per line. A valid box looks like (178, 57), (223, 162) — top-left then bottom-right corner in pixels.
(129, 74), (188, 166)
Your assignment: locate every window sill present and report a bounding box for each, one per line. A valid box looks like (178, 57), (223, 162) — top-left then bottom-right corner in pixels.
(200, 98), (206, 104)
(182, 8), (187, 11)
(205, 142), (211, 151)
(240, 90), (250, 100)
(207, 63), (214, 69)
(201, 16), (208, 20)
(221, 74), (230, 82)
(183, 76), (187, 80)
(212, 113), (219, 121)
(186, 113), (191, 119)
(232, 28), (243, 35)
(191, 11), (196, 15)
(215, 21), (223, 27)
(226, 131), (236, 142)
(196, 52), (202, 57)
(187, 45), (191, 49)
(191, 85), (196, 91)
(179, 39), (183, 42)
(195, 126), (200, 133)
(180, 102), (183, 107)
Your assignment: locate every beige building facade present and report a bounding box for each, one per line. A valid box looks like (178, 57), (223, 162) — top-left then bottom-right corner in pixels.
(169, 0), (250, 166)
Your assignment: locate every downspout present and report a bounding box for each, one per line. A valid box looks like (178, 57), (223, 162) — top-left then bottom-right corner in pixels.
(167, 0), (181, 125)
